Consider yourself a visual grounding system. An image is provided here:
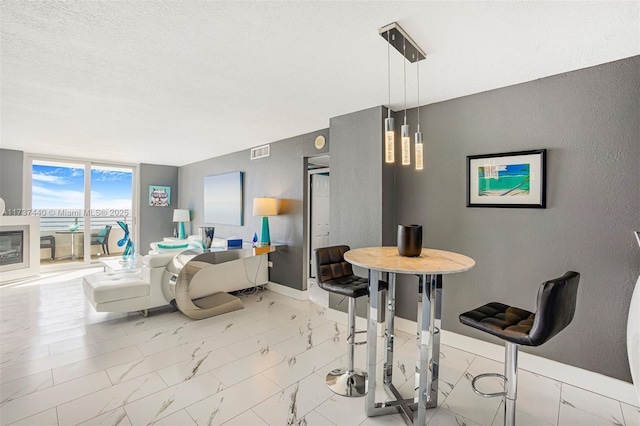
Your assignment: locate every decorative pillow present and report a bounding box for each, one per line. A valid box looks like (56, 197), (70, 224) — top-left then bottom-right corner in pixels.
(157, 243), (189, 250)
(98, 227), (108, 236)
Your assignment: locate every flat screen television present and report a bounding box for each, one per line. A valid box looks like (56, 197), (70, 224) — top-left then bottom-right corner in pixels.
(204, 171), (243, 226)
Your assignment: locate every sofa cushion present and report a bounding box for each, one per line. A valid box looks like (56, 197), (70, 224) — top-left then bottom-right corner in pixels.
(83, 271), (149, 304)
(144, 253), (176, 268)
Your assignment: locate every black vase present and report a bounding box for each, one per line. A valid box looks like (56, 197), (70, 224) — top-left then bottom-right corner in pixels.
(397, 224), (423, 257)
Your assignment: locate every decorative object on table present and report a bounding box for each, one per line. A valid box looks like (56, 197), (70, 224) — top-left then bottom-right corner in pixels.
(467, 149), (546, 208)
(459, 271), (580, 426)
(172, 209), (190, 239)
(67, 223), (79, 231)
(0, 197), (5, 215)
(199, 227), (215, 250)
(116, 221), (134, 262)
(252, 232), (258, 246)
(397, 224), (422, 257)
(253, 197), (277, 246)
(149, 185), (170, 206)
(226, 238), (243, 249)
(379, 22), (426, 171)
(204, 171), (244, 226)
(628, 231), (640, 403)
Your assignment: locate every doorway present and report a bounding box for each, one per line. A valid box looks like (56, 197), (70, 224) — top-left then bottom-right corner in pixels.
(307, 155), (330, 279)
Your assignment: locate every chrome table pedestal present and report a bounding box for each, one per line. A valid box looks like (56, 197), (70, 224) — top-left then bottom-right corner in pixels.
(344, 247), (475, 425)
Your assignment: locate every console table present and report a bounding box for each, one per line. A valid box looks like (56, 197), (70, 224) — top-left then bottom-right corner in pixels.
(344, 247), (475, 425)
(170, 243), (282, 319)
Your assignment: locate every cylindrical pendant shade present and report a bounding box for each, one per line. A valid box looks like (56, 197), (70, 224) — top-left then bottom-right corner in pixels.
(253, 197), (277, 217)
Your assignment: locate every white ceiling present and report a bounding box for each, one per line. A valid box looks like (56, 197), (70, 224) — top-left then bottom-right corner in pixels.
(1, 1), (638, 166)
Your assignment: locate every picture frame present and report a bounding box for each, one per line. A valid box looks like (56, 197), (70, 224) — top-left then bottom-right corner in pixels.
(149, 185), (171, 207)
(467, 149), (546, 208)
(204, 171), (244, 226)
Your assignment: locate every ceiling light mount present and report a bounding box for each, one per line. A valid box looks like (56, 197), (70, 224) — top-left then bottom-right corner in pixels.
(378, 22), (426, 63)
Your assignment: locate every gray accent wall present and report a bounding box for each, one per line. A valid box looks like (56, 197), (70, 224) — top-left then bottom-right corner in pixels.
(328, 106), (395, 316)
(394, 56), (640, 382)
(179, 129), (329, 291)
(139, 163), (179, 255)
(0, 149), (24, 210)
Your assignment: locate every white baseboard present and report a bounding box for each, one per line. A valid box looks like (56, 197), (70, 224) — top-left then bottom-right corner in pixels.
(325, 307), (639, 407)
(265, 281), (309, 301)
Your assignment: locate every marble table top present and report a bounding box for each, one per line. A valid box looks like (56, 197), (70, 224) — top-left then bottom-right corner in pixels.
(344, 246), (475, 275)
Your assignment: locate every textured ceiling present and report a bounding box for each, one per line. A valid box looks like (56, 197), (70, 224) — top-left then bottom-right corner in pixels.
(1, 1), (639, 166)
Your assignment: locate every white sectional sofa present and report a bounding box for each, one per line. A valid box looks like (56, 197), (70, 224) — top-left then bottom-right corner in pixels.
(83, 238), (269, 318)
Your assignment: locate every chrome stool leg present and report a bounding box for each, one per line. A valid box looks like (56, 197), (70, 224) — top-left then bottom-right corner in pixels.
(471, 342), (518, 426)
(325, 296), (367, 397)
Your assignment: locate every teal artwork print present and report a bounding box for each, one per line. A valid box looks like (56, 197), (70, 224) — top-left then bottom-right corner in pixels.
(478, 163), (530, 196)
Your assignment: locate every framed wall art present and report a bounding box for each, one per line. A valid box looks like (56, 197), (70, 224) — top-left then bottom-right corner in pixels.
(149, 185), (171, 207)
(467, 149), (546, 208)
(204, 171), (244, 225)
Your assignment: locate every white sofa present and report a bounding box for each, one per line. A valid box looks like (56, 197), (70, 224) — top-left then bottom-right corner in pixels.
(83, 238), (269, 317)
(83, 254), (173, 315)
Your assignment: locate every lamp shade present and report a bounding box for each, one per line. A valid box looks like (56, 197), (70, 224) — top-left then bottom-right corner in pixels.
(253, 197), (277, 217)
(173, 209), (190, 222)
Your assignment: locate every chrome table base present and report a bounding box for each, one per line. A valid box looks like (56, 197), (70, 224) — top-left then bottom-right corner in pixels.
(366, 272), (442, 425)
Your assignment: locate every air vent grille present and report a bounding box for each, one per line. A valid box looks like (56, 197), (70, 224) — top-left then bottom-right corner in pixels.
(250, 144), (270, 160)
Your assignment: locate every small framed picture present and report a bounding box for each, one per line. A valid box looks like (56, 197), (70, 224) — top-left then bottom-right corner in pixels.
(467, 149), (546, 208)
(149, 185), (171, 207)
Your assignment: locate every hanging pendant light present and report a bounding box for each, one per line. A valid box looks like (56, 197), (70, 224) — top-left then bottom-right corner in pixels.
(415, 57), (424, 171)
(384, 29), (395, 164)
(401, 39), (411, 166)
(379, 22), (426, 170)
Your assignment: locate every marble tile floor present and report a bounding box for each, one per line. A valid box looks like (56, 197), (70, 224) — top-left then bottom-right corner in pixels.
(1, 269), (638, 426)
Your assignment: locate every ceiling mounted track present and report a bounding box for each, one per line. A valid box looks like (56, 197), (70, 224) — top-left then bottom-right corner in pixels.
(378, 22), (426, 63)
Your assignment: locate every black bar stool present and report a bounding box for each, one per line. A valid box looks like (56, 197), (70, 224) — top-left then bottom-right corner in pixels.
(315, 245), (387, 397)
(459, 271), (580, 426)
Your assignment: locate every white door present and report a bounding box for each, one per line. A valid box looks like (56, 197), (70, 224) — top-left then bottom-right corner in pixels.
(310, 172), (330, 278)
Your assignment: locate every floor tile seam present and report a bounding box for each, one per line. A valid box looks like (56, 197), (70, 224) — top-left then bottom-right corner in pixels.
(0, 346), (53, 369)
(2, 349), (99, 386)
(252, 385), (334, 426)
(0, 377), (52, 408)
(0, 373), (112, 426)
(178, 372), (284, 424)
(55, 372), (169, 424)
(51, 345), (145, 386)
(558, 382), (626, 424)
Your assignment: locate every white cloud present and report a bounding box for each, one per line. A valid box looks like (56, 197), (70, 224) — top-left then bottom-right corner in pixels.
(32, 185), (84, 209)
(32, 173), (66, 184)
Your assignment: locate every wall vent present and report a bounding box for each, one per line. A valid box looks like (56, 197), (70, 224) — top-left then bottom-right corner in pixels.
(251, 144), (270, 160)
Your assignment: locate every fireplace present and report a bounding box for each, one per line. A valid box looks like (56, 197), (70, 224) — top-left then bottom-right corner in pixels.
(0, 229), (24, 268)
(0, 216), (40, 283)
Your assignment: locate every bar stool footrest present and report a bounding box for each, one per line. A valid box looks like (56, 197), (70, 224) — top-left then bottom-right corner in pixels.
(471, 373), (507, 398)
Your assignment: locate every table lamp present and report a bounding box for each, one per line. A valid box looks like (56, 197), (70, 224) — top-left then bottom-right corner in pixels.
(173, 209), (190, 239)
(252, 197), (277, 246)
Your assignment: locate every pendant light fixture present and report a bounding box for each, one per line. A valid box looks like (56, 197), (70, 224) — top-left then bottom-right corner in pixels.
(415, 57), (424, 171)
(384, 30), (395, 164)
(378, 22), (426, 170)
(401, 39), (411, 166)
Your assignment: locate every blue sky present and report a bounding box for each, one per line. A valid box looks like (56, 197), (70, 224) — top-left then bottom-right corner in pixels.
(32, 162), (133, 209)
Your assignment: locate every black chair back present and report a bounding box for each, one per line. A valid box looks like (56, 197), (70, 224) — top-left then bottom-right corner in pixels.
(528, 271), (580, 346)
(315, 245), (353, 283)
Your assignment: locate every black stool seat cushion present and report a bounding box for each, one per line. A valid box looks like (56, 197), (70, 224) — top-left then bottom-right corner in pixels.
(316, 245), (388, 299)
(459, 271), (580, 347)
(460, 302), (535, 346)
(318, 275), (371, 299)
